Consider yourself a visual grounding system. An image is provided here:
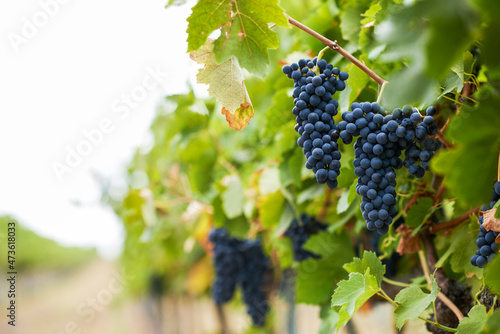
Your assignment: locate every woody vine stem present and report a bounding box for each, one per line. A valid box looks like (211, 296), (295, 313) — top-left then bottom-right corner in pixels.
(285, 14), (388, 86)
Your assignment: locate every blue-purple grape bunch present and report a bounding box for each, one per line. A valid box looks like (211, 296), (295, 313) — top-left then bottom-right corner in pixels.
(471, 182), (500, 268)
(239, 239), (270, 326)
(282, 57), (348, 189)
(284, 213), (328, 261)
(209, 228), (269, 326)
(338, 103), (440, 234)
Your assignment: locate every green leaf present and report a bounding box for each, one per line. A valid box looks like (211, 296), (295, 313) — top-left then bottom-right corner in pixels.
(271, 237), (294, 269)
(221, 175), (244, 219)
(482, 308), (500, 334)
(190, 40), (254, 130)
(319, 308), (339, 334)
(346, 58), (371, 103)
(332, 272), (369, 315)
(343, 251), (385, 286)
(360, 3), (382, 25)
(259, 167), (281, 195)
(434, 223), (482, 278)
(296, 231), (354, 304)
(337, 190), (350, 214)
(485, 253), (500, 295)
(287, 148), (303, 188)
(257, 190), (285, 228)
(393, 275), (440, 329)
(262, 89), (294, 138)
(440, 51), (475, 98)
(424, 0), (478, 79)
(432, 89), (500, 206)
(477, 0), (500, 76)
(332, 270), (379, 329)
(297, 183), (324, 204)
(457, 305), (487, 334)
(406, 197), (433, 228)
(340, 6), (362, 43)
(186, 0), (231, 52)
(273, 203), (295, 238)
(213, 0), (289, 77)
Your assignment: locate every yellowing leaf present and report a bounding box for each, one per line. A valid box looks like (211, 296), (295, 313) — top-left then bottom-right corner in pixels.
(482, 209), (500, 233)
(221, 105), (254, 130)
(186, 257), (214, 296)
(190, 39), (254, 130)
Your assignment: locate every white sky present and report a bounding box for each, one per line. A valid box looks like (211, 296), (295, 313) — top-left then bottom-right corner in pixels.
(0, 0), (205, 258)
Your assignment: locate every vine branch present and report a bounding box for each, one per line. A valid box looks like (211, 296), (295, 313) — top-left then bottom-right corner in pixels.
(429, 206), (482, 233)
(285, 14), (388, 86)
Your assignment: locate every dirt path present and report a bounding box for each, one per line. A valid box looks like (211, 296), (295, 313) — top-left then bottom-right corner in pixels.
(0, 260), (429, 334)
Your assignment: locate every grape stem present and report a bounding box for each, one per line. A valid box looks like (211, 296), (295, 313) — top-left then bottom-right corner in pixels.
(285, 14), (388, 86)
(313, 46), (331, 75)
(382, 276), (427, 288)
(376, 81), (388, 104)
(428, 206), (482, 233)
(474, 277), (486, 304)
(418, 249), (465, 321)
(215, 303), (230, 334)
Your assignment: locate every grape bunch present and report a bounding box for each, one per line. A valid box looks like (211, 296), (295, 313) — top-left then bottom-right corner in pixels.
(209, 228), (244, 304)
(284, 213), (328, 261)
(209, 228), (270, 326)
(471, 182), (500, 268)
(338, 102), (440, 234)
(282, 57), (348, 189)
(239, 239), (270, 326)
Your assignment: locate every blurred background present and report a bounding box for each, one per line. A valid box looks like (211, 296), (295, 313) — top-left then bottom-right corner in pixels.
(0, 0), (486, 332)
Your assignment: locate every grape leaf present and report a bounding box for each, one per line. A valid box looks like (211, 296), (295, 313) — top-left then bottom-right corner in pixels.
(221, 175), (244, 219)
(186, 0), (232, 52)
(482, 308), (500, 334)
(432, 89), (500, 206)
(406, 197), (433, 228)
(343, 251), (385, 286)
(346, 58), (371, 103)
(220, 106), (254, 130)
(457, 305), (487, 334)
(434, 223), (482, 278)
(393, 275), (440, 329)
(257, 190), (285, 228)
(484, 253), (500, 295)
(476, 0), (500, 76)
(212, 0), (289, 78)
(424, 0), (478, 79)
(259, 167), (281, 195)
(190, 39), (254, 130)
(296, 231), (354, 304)
(319, 308), (339, 334)
(332, 270), (379, 329)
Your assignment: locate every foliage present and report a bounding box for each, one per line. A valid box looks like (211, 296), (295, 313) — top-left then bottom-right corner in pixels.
(105, 0), (500, 332)
(0, 216), (96, 271)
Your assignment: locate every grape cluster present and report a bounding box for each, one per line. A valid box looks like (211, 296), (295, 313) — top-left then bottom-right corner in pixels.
(471, 182), (500, 268)
(209, 228), (244, 304)
(282, 57), (348, 189)
(209, 228), (270, 326)
(338, 102), (440, 234)
(239, 239), (270, 326)
(284, 213), (328, 261)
